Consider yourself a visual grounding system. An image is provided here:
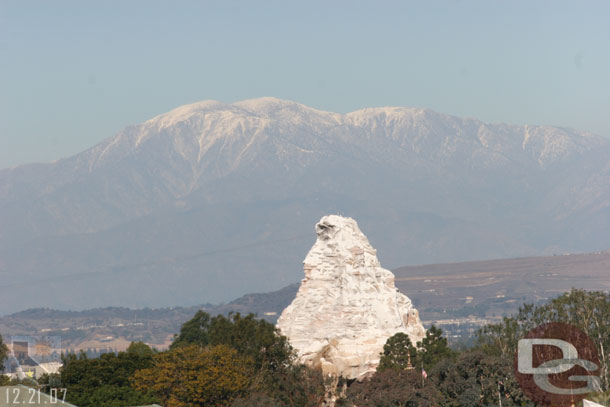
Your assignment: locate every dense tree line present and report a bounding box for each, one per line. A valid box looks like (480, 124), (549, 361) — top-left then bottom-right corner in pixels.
(160, 311), (328, 407)
(478, 289), (610, 393)
(51, 312), (326, 407)
(7, 288), (609, 406)
(45, 341), (159, 407)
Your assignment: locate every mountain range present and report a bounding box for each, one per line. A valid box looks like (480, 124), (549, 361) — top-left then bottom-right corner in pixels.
(1, 97), (609, 313)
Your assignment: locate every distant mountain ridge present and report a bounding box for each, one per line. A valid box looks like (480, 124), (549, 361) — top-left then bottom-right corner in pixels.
(2, 251), (609, 351)
(1, 97), (609, 312)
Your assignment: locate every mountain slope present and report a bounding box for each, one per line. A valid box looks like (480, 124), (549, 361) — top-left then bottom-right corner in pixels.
(1, 97), (609, 313)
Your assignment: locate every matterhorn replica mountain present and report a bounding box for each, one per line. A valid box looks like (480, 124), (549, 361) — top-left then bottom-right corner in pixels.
(277, 215), (426, 380)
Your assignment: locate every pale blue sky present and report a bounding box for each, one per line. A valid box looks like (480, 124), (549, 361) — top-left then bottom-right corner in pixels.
(1, 1), (609, 168)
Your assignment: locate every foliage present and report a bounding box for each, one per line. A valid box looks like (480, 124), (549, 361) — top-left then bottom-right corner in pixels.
(0, 334), (7, 366)
(132, 344), (253, 407)
(171, 310), (211, 347)
(378, 332), (417, 372)
(341, 368), (443, 407)
(260, 363), (328, 407)
(126, 341), (156, 356)
(432, 350), (533, 407)
(229, 364), (328, 407)
(477, 288), (610, 392)
(0, 334), (8, 386)
(167, 310), (327, 406)
(22, 290), (609, 407)
(588, 389), (610, 405)
(416, 325), (456, 371)
(171, 311), (293, 373)
(58, 342), (158, 407)
(38, 373), (62, 393)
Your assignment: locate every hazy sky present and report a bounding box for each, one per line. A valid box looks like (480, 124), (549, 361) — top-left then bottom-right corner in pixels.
(1, 1), (609, 168)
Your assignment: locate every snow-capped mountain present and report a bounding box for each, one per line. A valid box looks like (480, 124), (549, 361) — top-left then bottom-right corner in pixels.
(1, 97), (609, 313)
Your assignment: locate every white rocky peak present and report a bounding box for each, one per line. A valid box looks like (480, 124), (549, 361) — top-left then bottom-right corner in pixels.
(147, 100), (229, 129)
(78, 97), (605, 175)
(277, 215), (426, 380)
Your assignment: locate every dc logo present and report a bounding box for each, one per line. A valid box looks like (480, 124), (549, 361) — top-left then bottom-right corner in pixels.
(514, 323), (601, 406)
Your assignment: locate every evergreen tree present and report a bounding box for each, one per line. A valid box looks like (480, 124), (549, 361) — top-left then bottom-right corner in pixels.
(378, 332), (417, 371)
(416, 325), (455, 370)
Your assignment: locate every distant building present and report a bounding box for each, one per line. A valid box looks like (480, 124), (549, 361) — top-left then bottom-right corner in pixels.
(3, 338), (63, 380)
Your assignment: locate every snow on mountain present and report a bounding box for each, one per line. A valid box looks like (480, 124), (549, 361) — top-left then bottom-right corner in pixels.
(0, 97), (609, 313)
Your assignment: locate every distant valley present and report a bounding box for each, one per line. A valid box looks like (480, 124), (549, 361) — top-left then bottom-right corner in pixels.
(1, 251), (608, 351)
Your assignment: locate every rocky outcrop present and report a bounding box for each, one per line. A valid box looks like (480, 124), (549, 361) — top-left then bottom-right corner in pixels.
(276, 215), (426, 380)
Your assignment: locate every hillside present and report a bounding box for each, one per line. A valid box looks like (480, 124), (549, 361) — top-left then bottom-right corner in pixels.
(1, 252), (608, 350)
(1, 98), (610, 312)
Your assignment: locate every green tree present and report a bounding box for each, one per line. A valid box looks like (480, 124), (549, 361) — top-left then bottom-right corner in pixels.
(172, 311), (293, 373)
(0, 334), (7, 364)
(477, 289), (610, 392)
(433, 350), (533, 407)
(0, 335), (8, 386)
(126, 341), (156, 357)
(416, 325), (455, 371)
(171, 310), (211, 348)
(378, 332), (417, 372)
(132, 344), (253, 407)
(59, 343), (158, 407)
(170, 310), (327, 405)
(230, 364), (328, 407)
(342, 368), (442, 407)
(264, 364), (328, 407)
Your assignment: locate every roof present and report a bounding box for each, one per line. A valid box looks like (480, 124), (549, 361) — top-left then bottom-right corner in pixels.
(0, 385), (77, 406)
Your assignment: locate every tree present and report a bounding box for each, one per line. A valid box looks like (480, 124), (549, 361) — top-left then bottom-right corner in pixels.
(169, 310), (324, 405)
(171, 310), (210, 348)
(0, 335), (8, 385)
(59, 342), (158, 407)
(378, 332), (417, 372)
(436, 350), (534, 407)
(342, 368), (443, 407)
(172, 311), (293, 373)
(263, 364), (328, 407)
(126, 341), (156, 357)
(416, 326), (455, 370)
(230, 364), (328, 407)
(477, 289), (610, 392)
(0, 334), (7, 364)
(132, 344), (253, 407)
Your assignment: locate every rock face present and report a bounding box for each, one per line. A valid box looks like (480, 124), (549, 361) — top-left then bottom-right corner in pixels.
(276, 215), (426, 380)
